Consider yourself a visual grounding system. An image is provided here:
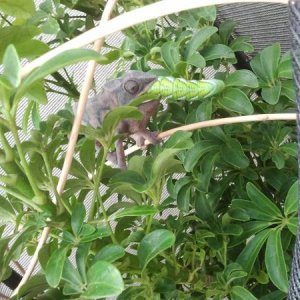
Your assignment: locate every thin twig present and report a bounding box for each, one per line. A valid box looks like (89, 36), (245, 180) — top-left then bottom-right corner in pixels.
(20, 0), (288, 79)
(116, 113), (297, 159)
(11, 0), (118, 297)
(10, 227), (50, 298)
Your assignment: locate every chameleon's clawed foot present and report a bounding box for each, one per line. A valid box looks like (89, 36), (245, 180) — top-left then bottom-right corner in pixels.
(132, 131), (160, 150)
(107, 151), (118, 165)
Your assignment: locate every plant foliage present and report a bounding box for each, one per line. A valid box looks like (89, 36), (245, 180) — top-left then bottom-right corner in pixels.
(0, 1), (297, 299)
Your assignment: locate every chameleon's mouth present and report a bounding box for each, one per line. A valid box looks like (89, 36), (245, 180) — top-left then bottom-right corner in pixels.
(137, 76), (157, 97)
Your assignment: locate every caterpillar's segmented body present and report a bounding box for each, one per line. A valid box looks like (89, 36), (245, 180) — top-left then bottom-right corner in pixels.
(146, 76), (225, 101)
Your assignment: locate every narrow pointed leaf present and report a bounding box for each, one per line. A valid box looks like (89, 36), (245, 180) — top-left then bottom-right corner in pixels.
(265, 229), (288, 293)
(284, 180), (298, 216)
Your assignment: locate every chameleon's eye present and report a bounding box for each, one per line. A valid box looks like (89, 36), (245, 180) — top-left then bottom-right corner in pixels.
(124, 80), (140, 94)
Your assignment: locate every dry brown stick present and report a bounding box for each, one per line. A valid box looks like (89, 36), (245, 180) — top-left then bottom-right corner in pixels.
(119, 113), (297, 158)
(20, 0), (288, 79)
(11, 0), (118, 296)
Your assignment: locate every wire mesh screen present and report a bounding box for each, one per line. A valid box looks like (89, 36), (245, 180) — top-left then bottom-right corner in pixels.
(287, 0), (300, 298)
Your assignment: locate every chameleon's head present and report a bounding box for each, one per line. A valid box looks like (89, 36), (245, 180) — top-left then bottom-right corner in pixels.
(103, 71), (157, 106)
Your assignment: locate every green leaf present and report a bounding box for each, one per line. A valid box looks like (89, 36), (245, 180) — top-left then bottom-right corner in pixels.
(98, 50), (121, 65)
(15, 39), (49, 60)
(261, 43), (281, 82)
(82, 261), (124, 298)
(0, 0), (35, 20)
(16, 49), (105, 100)
(187, 52), (206, 68)
(230, 36), (254, 53)
(0, 25), (41, 60)
(93, 245), (125, 263)
(45, 246), (69, 288)
(71, 202), (86, 236)
(80, 139), (95, 173)
(265, 229), (288, 293)
(161, 41), (180, 72)
(231, 286), (257, 300)
(221, 138), (249, 169)
(219, 20), (236, 44)
(202, 44), (236, 61)
(0, 196), (15, 223)
(177, 184), (191, 213)
(27, 81), (47, 104)
(287, 217), (297, 235)
(111, 205), (158, 220)
(102, 106), (142, 135)
(281, 80), (295, 101)
(278, 52), (293, 79)
(138, 229), (175, 270)
(237, 229), (270, 273)
(41, 17), (60, 34)
(247, 183), (282, 219)
(163, 131), (193, 150)
(2, 45), (21, 88)
(183, 141), (219, 172)
(259, 290), (287, 300)
(185, 26), (218, 59)
(62, 260), (83, 295)
(284, 181), (298, 216)
(225, 70), (258, 88)
(219, 88), (254, 114)
(261, 82), (281, 104)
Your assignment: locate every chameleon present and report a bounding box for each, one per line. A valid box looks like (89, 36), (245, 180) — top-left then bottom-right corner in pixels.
(74, 70), (224, 169)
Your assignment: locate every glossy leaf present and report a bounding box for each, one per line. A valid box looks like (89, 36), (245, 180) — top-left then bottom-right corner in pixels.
(284, 181), (298, 216)
(237, 229), (270, 274)
(138, 229), (175, 270)
(202, 44), (235, 61)
(93, 245), (125, 263)
(231, 286), (257, 300)
(187, 52), (206, 68)
(225, 70), (258, 88)
(111, 205), (158, 220)
(261, 43), (281, 82)
(219, 88), (254, 114)
(80, 139), (95, 173)
(221, 138), (249, 169)
(62, 259), (83, 295)
(102, 106), (142, 135)
(265, 229), (288, 292)
(82, 261), (124, 298)
(45, 246), (69, 288)
(71, 202), (86, 236)
(261, 82), (281, 105)
(0, 0), (35, 20)
(183, 141), (219, 171)
(246, 183), (282, 219)
(161, 41), (180, 71)
(16, 49), (105, 100)
(2, 45), (21, 88)
(185, 26), (217, 59)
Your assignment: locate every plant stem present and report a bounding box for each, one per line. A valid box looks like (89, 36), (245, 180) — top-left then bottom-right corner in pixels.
(89, 146), (117, 244)
(42, 152), (70, 214)
(0, 186), (42, 212)
(8, 115), (45, 203)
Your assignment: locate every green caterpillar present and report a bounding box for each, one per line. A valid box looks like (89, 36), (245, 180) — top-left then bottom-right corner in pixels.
(144, 76), (225, 101)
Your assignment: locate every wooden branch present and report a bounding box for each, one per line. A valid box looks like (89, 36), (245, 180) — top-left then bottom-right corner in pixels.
(118, 113), (297, 159)
(20, 0), (288, 79)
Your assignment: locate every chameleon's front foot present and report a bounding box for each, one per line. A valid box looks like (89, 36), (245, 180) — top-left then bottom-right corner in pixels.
(132, 130), (160, 150)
